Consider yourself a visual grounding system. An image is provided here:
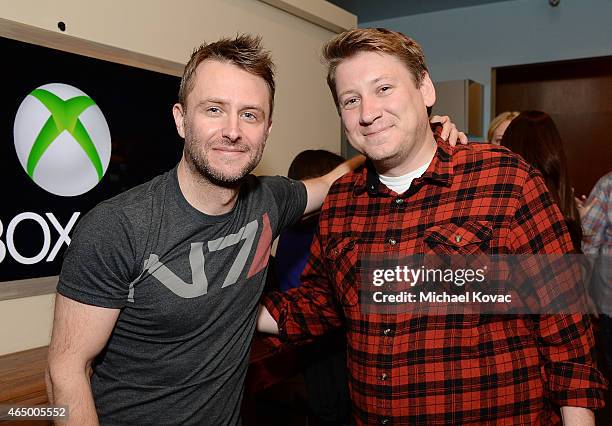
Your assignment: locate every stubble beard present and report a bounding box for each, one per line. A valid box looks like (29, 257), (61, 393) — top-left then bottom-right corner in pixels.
(183, 126), (264, 188)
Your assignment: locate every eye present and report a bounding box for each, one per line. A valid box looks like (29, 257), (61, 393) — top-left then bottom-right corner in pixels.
(378, 85), (392, 94)
(343, 97), (359, 109)
(241, 111), (258, 122)
(206, 106), (222, 115)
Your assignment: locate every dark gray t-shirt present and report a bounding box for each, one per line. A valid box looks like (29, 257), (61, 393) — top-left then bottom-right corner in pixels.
(57, 167), (307, 425)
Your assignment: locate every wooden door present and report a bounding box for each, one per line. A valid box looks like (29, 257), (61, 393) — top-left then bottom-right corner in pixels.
(495, 56), (612, 196)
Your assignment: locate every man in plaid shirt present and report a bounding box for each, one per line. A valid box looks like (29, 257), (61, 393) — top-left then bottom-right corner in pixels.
(258, 28), (607, 425)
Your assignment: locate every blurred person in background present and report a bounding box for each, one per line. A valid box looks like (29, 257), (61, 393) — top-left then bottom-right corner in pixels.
(273, 149), (350, 425)
(582, 171), (612, 376)
(501, 110), (582, 250)
(487, 111), (519, 145)
(275, 150), (346, 292)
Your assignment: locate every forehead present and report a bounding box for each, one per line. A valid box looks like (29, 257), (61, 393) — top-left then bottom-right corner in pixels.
(188, 59), (270, 109)
(335, 51), (413, 89)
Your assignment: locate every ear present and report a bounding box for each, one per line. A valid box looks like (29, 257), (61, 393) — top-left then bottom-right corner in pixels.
(172, 103), (186, 138)
(419, 72), (436, 108)
(263, 119), (273, 146)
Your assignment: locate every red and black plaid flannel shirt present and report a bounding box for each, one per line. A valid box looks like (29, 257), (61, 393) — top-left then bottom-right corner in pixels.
(263, 139), (608, 425)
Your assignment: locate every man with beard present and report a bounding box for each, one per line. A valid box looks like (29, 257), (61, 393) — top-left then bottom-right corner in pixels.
(45, 34), (464, 425)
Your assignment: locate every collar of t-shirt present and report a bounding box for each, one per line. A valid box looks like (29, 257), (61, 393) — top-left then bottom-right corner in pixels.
(379, 160), (431, 194)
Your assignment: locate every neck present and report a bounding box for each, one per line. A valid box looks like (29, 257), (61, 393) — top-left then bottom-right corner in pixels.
(176, 157), (241, 215)
(374, 128), (437, 177)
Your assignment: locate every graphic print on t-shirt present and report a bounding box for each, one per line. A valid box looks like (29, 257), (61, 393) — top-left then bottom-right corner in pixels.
(138, 213), (272, 299)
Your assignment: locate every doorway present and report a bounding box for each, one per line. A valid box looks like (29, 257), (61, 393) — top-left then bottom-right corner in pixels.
(494, 56), (612, 196)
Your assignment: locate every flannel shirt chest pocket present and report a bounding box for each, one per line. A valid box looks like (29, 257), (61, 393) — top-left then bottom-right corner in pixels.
(325, 237), (359, 306)
(424, 221), (493, 255)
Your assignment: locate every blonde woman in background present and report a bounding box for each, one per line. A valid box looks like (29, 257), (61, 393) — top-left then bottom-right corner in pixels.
(487, 111), (519, 144)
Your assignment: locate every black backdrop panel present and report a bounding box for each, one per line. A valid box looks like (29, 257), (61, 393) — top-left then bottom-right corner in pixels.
(0, 36), (183, 282)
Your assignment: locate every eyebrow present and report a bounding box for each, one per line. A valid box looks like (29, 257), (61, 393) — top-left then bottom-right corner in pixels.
(338, 75), (394, 99)
(200, 97), (228, 107)
(197, 98), (265, 114)
(241, 105), (265, 114)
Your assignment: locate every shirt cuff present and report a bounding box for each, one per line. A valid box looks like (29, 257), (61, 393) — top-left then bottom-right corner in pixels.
(262, 291), (290, 344)
(545, 362), (608, 409)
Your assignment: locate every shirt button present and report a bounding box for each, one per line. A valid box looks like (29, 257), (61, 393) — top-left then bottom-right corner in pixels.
(388, 238), (397, 246)
(381, 418), (390, 425)
(455, 234), (462, 243)
(380, 372), (388, 381)
(383, 328), (392, 336)
(395, 198), (404, 205)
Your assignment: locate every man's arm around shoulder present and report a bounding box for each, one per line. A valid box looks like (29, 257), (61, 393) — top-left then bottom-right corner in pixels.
(46, 294), (119, 425)
(302, 155), (365, 215)
(300, 117), (468, 215)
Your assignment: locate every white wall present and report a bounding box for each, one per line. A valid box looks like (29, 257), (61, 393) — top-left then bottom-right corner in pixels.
(363, 0), (612, 135)
(0, 0), (354, 355)
(0, 294), (55, 355)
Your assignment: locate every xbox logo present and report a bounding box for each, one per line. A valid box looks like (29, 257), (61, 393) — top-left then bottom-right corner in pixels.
(13, 83), (111, 197)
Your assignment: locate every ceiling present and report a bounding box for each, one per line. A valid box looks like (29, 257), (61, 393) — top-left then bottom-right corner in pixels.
(327, 0), (519, 23)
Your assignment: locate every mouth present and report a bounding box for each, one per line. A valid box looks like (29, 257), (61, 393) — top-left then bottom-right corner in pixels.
(212, 146), (247, 154)
(363, 125), (393, 137)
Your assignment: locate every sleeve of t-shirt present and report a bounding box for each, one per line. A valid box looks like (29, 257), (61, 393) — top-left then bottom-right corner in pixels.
(56, 202), (137, 309)
(259, 176), (307, 233)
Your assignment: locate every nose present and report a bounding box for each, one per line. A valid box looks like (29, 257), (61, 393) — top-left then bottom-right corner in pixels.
(359, 96), (382, 126)
(221, 114), (241, 143)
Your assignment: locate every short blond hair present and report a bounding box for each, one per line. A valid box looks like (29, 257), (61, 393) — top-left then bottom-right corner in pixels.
(487, 111), (520, 142)
(322, 28), (428, 109)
